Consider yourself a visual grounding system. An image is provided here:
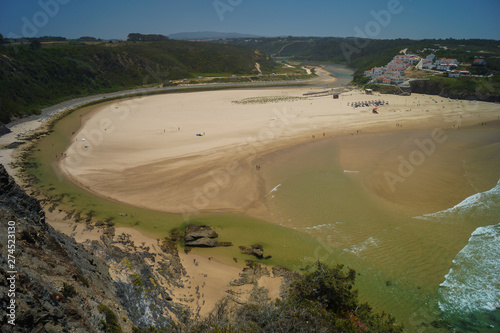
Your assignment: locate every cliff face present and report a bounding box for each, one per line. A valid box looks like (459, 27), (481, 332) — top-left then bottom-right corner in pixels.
(0, 164), (188, 332)
(410, 79), (500, 102)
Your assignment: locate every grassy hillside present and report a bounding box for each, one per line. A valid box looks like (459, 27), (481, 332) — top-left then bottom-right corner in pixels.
(0, 40), (276, 123)
(222, 37), (500, 98)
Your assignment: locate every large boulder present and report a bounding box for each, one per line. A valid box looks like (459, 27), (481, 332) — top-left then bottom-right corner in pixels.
(184, 225), (218, 241)
(184, 225), (219, 247)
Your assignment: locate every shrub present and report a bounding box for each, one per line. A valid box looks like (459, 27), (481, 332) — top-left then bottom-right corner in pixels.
(98, 304), (122, 333)
(186, 262), (403, 333)
(61, 282), (76, 299)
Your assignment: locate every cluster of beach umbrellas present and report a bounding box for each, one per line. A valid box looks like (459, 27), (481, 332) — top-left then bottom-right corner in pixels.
(349, 100), (388, 108)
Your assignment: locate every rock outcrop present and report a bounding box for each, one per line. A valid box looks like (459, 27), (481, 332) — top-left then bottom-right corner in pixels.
(184, 225), (219, 247)
(239, 244), (271, 259)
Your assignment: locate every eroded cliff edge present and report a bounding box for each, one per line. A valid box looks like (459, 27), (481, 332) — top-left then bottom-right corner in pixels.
(0, 164), (189, 332)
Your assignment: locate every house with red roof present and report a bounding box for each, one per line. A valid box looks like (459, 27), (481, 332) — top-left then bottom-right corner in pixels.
(472, 59), (486, 66)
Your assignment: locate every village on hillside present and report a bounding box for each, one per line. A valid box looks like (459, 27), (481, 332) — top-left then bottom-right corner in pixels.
(364, 51), (487, 87)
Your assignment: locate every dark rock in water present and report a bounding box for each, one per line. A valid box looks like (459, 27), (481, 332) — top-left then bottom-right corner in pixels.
(0, 123), (11, 137)
(217, 241), (233, 247)
(185, 224), (218, 241)
(239, 244), (270, 259)
(184, 224), (219, 247)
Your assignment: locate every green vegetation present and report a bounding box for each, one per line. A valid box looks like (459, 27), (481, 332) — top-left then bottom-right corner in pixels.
(76, 273), (90, 288)
(98, 304), (123, 333)
(222, 37), (500, 98)
(128, 33), (170, 42)
(0, 39), (276, 123)
(223, 37), (500, 71)
(186, 262), (403, 333)
(410, 76), (500, 100)
(61, 282), (77, 299)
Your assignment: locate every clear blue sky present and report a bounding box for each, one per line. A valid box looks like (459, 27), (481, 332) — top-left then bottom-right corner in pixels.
(1, 0), (499, 40)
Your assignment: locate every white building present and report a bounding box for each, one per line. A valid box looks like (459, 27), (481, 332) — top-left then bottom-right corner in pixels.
(426, 54), (436, 61)
(394, 54), (409, 63)
(435, 58), (458, 66)
(472, 59), (486, 66)
(421, 54), (436, 69)
(408, 56), (421, 65)
(435, 58), (458, 71)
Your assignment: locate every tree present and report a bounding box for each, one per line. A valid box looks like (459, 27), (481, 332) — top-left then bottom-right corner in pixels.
(0, 33), (4, 44)
(29, 40), (42, 50)
(127, 33), (169, 42)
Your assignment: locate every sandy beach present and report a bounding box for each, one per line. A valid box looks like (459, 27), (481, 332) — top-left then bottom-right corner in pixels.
(58, 88), (500, 217)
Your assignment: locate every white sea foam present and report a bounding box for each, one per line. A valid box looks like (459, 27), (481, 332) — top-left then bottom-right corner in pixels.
(264, 184), (281, 198)
(438, 223), (500, 315)
(343, 236), (379, 256)
(304, 222), (342, 231)
(414, 178), (500, 220)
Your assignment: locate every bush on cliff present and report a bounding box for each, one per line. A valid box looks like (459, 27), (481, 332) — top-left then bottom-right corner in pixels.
(187, 262), (403, 333)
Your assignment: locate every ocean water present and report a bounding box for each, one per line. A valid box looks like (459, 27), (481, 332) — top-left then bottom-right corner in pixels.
(418, 179), (500, 331)
(259, 132), (500, 332)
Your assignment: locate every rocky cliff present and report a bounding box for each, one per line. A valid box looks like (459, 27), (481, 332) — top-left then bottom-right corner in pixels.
(0, 164), (188, 332)
(410, 79), (500, 102)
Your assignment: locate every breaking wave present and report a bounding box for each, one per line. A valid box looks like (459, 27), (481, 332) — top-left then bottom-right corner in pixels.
(438, 223), (500, 315)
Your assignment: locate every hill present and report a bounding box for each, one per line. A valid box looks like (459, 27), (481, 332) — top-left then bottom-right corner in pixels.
(168, 31), (264, 40)
(0, 39), (276, 123)
(220, 37), (500, 99)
